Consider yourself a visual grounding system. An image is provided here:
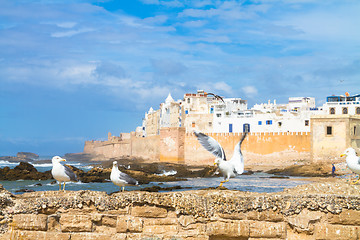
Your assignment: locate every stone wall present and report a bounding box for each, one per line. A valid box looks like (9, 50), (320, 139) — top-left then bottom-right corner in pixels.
(1, 182), (360, 240)
(185, 132), (311, 166)
(84, 131), (311, 165)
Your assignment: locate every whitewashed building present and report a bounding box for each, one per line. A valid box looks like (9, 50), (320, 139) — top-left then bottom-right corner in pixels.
(322, 93), (360, 115)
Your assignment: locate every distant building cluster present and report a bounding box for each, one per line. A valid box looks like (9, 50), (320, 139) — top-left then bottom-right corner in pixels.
(138, 90), (360, 137)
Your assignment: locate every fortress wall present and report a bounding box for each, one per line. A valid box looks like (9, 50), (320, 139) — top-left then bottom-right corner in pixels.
(84, 140), (132, 159)
(83, 131), (311, 165)
(185, 132), (311, 166)
(2, 190), (360, 240)
(131, 135), (160, 160)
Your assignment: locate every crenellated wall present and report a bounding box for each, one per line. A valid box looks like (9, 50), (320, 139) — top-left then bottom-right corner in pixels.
(2, 181), (360, 240)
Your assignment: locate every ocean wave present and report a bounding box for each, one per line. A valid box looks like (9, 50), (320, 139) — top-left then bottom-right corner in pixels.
(32, 163), (53, 167)
(0, 160), (19, 166)
(156, 170), (177, 176)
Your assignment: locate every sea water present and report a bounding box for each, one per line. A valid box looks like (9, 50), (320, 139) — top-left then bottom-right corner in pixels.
(0, 160), (309, 194)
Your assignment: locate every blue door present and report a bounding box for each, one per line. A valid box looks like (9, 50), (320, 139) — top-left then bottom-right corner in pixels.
(243, 123), (250, 133)
(229, 124), (233, 133)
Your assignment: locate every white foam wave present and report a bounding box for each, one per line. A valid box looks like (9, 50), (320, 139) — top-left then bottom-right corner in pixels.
(156, 170), (177, 176)
(0, 160), (19, 166)
(32, 163), (53, 167)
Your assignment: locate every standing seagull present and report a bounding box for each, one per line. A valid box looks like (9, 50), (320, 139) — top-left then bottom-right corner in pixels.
(51, 156), (78, 191)
(110, 161), (138, 192)
(340, 148), (360, 184)
(195, 131), (247, 187)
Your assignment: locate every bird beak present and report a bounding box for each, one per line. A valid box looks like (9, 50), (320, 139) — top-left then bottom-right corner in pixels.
(213, 162), (217, 166)
(340, 154), (346, 157)
(61, 159), (66, 161)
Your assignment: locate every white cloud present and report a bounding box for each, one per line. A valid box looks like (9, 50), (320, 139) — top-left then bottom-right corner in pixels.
(51, 27), (95, 38)
(242, 86), (258, 95)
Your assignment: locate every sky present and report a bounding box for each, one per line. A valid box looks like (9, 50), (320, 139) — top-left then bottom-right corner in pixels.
(0, 0), (360, 156)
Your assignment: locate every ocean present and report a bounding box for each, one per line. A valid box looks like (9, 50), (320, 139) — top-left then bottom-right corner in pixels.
(0, 159), (310, 194)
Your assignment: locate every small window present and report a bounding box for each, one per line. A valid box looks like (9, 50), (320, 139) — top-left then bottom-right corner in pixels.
(305, 120), (309, 126)
(216, 114), (221, 117)
(192, 122), (195, 127)
(278, 122), (282, 127)
(342, 107), (348, 114)
(258, 121), (262, 125)
(330, 108), (335, 114)
(266, 120), (272, 125)
(327, 126), (332, 136)
(208, 122), (212, 127)
(356, 107), (360, 115)
(185, 110), (189, 114)
(187, 98), (190, 103)
(354, 126), (357, 136)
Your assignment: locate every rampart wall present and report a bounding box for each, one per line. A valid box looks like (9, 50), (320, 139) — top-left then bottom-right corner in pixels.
(83, 130), (311, 165)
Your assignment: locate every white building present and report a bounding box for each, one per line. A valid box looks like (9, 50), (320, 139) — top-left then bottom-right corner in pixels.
(322, 93), (360, 115)
(213, 97), (320, 133)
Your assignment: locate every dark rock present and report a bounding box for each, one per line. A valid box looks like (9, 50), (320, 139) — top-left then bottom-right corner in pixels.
(15, 188), (35, 193)
(0, 162), (51, 181)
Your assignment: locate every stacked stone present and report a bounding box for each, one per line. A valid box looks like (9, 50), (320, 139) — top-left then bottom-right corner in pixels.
(1, 181), (360, 239)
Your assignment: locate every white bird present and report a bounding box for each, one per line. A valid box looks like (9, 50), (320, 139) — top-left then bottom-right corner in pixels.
(51, 156), (78, 191)
(194, 131), (247, 187)
(110, 161), (138, 192)
(340, 147), (360, 184)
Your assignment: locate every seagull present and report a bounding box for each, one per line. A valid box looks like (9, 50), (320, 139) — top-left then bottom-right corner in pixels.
(110, 161), (138, 192)
(340, 148), (360, 184)
(194, 131), (247, 187)
(51, 156), (78, 191)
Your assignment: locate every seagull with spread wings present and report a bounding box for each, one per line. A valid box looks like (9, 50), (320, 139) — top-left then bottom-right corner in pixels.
(194, 131), (247, 187)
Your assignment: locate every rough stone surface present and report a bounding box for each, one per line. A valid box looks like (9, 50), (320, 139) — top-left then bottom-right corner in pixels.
(1, 180), (360, 239)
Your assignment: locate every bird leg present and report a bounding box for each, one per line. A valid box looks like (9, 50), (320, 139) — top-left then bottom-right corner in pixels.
(219, 180), (229, 187)
(63, 182), (66, 191)
(121, 186), (125, 192)
(58, 183), (62, 191)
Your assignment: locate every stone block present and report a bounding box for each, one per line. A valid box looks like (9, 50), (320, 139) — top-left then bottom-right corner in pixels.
(131, 205), (167, 218)
(206, 220), (250, 238)
(102, 215), (117, 227)
(327, 210), (360, 225)
(12, 214), (48, 231)
(144, 217), (178, 226)
(48, 214), (61, 232)
(286, 209), (324, 233)
(8, 230), (70, 240)
(60, 214), (92, 232)
(70, 232), (126, 240)
(116, 215), (143, 233)
(315, 224), (358, 240)
(250, 221), (286, 239)
(247, 210), (284, 222)
(217, 212), (247, 220)
(143, 224), (178, 235)
(178, 222), (207, 236)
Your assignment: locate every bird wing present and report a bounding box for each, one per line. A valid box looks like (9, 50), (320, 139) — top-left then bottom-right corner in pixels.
(229, 132), (247, 174)
(64, 165), (78, 182)
(119, 171), (138, 185)
(194, 131), (226, 160)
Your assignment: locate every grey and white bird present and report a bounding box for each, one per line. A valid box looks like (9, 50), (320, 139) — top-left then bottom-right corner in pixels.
(194, 131), (247, 187)
(340, 147), (360, 184)
(110, 161), (138, 192)
(51, 156), (78, 191)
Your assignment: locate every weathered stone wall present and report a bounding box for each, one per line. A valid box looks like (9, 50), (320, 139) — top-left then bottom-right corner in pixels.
(185, 132), (311, 166)
(84, 131), (311, 165)
(1, 183), (360, 240)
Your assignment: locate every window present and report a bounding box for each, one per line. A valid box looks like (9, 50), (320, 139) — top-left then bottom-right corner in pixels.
(342, 107), (348, 114)
(229, 124), (233, 133)
(185, 110), (189, 114)
(216, 114), (221, 117)
(356, 107), (360, 115)
(243, 123), (250, 133)
(208, 122), (212, 127)
(326, 126), (332, 136)
(210, 107), (214, 113)
(305, 120), (309, 126)
(187, 98), (190, 103)
(354, 126), (357, 136)
(278, 122), (282, 127)
(330, 108), (335, 114)
(258, 121), (262, 125)
(192, 122), (195, 127)
(266, 120), (272, 125)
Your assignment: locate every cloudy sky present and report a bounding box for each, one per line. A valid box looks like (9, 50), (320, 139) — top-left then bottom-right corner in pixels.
(1, 0), (359, 156)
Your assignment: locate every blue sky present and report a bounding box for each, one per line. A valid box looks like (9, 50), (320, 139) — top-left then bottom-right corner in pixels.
(1, 0), (359, 156)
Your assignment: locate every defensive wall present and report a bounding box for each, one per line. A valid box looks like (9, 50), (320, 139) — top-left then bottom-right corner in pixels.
(2, 183), (360, 240)
(84, 128), (311, 166)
